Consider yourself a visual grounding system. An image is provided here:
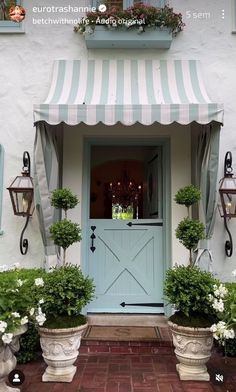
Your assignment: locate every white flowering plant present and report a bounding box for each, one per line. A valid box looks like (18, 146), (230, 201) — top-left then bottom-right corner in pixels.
(0, 264), (47, 345)
(209, 271), (236, 348)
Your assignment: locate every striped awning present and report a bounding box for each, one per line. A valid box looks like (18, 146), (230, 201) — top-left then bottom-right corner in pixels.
(33, 59), (224, 126)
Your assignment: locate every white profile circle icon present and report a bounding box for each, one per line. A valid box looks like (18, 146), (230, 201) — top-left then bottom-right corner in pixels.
(13, 373), (20, 383)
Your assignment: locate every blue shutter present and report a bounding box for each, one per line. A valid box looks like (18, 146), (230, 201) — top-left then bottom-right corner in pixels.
(0, 145), (4, 235)
(124, 0), (166, 8)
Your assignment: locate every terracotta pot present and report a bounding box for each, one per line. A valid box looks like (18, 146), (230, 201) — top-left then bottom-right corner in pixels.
(39, 323), (88, 382)
(0, 325), (27, 392)
(168, 321), (213, 381)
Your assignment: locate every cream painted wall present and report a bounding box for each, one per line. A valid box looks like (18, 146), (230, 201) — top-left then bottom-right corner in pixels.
(0, 0), (236, 278)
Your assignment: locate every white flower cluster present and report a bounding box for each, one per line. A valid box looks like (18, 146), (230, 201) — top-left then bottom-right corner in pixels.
(210, 321), (235, 344)
(209, 283), (228, 313)
(0, 263), (20, 272)
(0, 315), (27, 344)
(0, 276), (46, 345)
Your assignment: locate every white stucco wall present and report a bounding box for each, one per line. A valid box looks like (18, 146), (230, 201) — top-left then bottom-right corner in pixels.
(0, 0), (236, 278)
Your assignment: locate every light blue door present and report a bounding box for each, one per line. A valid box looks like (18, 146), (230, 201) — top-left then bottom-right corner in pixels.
(87, 219), (163, 313)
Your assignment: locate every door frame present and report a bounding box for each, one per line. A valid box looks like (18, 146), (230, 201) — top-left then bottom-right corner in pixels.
(81, 137), (171, 314)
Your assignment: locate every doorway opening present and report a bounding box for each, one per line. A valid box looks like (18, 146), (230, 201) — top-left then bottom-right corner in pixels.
(90, 145), (162, 221)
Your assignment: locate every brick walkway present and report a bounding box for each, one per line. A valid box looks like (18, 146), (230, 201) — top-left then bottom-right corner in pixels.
(16, 350), (236, 392)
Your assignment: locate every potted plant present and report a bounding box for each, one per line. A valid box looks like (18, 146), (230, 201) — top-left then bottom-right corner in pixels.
(38, 188), (95, 383)
(164, 185), (219, 381)
(74, 2), (184, 49)
(0, 264), (46, 392)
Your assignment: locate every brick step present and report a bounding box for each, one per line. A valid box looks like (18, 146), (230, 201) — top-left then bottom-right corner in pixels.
(80, 338), (173, 355)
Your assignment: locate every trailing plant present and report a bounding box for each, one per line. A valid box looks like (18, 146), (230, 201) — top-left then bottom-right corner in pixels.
(74, 3), (184, 35)
(49, 188), (82, 265)
(164, 264), (219, 327)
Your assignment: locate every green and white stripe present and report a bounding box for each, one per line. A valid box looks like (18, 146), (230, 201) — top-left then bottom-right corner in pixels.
(33, 59), (224, 126)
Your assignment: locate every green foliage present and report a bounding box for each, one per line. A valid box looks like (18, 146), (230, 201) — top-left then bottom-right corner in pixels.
(0, 267), (46, 337)
(174, 185), (201, 207)
(176, 217), (205, 251)
(17, 323), (40, 364)
(51, 188), (79, 212)
(223, 282), (236, 333)
(44, 314), (87, 329)
(224, 337), (236, 356)
(164, 265), (219, 319)
(49, 219), (82, 251)
(169, 311), (217, 328)
(40, 264), (95, 324)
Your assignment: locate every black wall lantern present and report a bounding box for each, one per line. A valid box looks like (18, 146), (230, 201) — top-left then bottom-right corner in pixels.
(7, 151), (34, 255)
(219, 151), (236, 257)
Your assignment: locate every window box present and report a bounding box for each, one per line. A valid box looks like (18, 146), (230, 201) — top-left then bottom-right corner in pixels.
(85, 25), (172, 49)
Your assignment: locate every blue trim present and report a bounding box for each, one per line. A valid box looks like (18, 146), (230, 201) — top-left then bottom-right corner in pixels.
(123, 0), (166, 9)
(0, 145), (4, 235)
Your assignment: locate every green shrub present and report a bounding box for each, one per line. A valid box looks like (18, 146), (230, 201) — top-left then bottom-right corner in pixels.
(51, 188), (78, 214)
(40, 264), (95, 328)
(164, 265), (219, 323)
(174, 185), (201, 208)
(50, 220), (82, 250)
(17, 323), (40, 364)
(176, 217), (205, 251)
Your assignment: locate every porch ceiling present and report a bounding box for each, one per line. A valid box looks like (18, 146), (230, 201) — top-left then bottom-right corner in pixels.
(33, 59), (223, 126)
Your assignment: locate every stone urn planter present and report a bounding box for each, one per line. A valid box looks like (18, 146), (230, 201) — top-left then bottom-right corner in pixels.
(0, 325), (27, 392)
(39, 323), (88, 382)
(168, 321), (213, 381)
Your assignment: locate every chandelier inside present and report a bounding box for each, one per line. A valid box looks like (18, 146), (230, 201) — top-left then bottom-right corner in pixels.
(109, 170), (142, 219)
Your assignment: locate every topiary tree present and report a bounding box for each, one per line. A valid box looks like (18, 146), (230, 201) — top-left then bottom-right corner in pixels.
(174, 184), (201, 217)
(174, 185), (205, 265)
(49, 188), (81, 265)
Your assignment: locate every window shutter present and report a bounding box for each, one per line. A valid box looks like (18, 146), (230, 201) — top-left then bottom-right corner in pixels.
(0, 145), (4, 235)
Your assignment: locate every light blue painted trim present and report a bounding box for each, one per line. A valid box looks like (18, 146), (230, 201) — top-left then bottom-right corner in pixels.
(123, 0), (166, 8)
(123, 0), (132, 9)
(0, 145), (4, 235)
(81, 136), (171, 316)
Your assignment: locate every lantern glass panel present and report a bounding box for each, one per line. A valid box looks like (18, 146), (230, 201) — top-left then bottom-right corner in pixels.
(220, 176), (236, 192)
(220, 192), (236, 217)
(8, 175), (34, 216)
